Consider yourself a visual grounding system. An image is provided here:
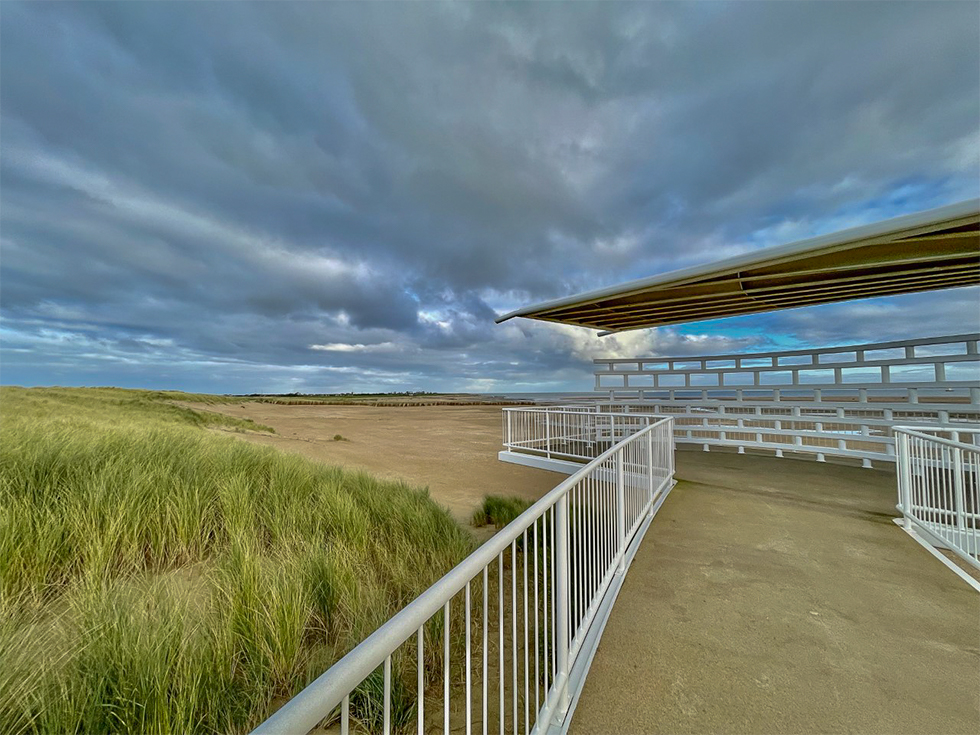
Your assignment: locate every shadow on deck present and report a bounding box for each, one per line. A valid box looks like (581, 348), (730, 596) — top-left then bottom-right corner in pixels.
(569, 450), (980, 735)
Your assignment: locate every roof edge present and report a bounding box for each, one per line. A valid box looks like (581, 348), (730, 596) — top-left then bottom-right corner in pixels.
(494, 197), (980, 325)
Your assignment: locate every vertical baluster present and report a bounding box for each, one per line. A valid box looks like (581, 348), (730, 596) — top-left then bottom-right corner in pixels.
(342, 694), (349, 735)
(512, 541), (518, 733)
(647, 428), (655, 516)
(942, 443), (951, 544)
(418, 627), (424, 735)
(498, 553), (504, 735)
(466, 582), (472, 735)
(483, 567), (488, 735)
(617, 450), (626, 572)
(970, 451), (980, 556)
(930, 439), (938, 533)
(586, 477), (593, 611)
(542, 511), (549, 701)
(533, 518), (540, 718)
(917, 437), (925, 523)
(384, 655), (392, 735)
(968, 445), (975, 558)
(589, 477), (599, 603)
(555, 493), (570, 717)
(913, 437), (922, 523)
(444, 600), (450, 735)
(523, 529), (530, 735)
(606, 469), (613, 576)
(574, 484), (581, 633)
(898, 433), (911, 528)
(551, 507), (557, 684)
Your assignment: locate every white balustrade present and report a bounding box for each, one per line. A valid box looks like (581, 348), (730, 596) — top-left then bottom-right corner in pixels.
(895, 426), (980, 571)
(590, 333), (980, 467)
(253, 417), (675, 735)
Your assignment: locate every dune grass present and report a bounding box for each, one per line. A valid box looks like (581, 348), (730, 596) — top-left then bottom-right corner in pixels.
(0, 387), (474, 734)
(471, 495), (534, 529)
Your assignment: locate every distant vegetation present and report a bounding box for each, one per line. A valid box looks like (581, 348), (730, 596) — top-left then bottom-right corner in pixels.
(0, 387), (473, 733)
(242, 391), (441, 398)
(471, 495), (534, 528)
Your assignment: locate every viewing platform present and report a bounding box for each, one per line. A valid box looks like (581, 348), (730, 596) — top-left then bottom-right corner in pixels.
(570, 450), (979, 735)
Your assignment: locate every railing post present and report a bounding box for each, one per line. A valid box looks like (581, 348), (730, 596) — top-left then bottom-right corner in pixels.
(555, 494), (570, 716)
(506, 410), (512, 451)
(898, 432), (913, 530)
(545, 411), (551, 459)
(952, 445), (966, 543)
(617, 450), (626, 573)
(647, 428), (655, 517)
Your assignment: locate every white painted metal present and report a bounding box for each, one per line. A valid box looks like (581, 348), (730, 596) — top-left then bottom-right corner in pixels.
(590, 333), (980, 467)
(501, 407), (657, 465)
(252, 416), (675, 735)
(895, 426), (980, 571)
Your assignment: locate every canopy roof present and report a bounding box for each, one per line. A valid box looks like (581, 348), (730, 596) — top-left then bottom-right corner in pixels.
(496, 198), (980, 333)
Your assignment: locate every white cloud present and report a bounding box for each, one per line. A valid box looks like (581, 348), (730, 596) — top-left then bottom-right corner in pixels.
(309, 342), (397, 353)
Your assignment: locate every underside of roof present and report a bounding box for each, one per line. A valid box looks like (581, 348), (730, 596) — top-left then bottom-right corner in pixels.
(496, 199), (980, 333)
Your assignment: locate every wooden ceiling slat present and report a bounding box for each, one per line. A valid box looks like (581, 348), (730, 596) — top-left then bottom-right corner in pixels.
(591, 273), (979, 330)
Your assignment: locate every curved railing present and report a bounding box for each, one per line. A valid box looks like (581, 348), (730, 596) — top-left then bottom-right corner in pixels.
(590, 333), (980, 468)
(502, 407), (657, 464)
(252, 416), (675, 735)
(895, 426), (980, 570)
(503, 403), (980, 469)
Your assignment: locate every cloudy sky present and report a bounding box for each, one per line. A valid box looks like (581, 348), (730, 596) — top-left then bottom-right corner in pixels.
(2, 2), (978, 394)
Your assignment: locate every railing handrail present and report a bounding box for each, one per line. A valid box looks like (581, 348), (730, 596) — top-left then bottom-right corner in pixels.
(254, 417), (674, 735)
(501, 407), (646, 419)
(893, 425), (980, 451)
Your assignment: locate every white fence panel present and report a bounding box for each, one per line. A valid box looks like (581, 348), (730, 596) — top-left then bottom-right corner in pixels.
(895, 426), (980, 570)
(592, 333), (980, 467)
(503, 407), (654, 463)
(253, 418), (675, 735)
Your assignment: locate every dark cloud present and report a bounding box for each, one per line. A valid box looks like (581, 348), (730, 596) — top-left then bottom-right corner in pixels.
(1, 1), (978, 393)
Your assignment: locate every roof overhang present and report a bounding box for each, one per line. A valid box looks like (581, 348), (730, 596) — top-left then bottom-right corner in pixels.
(496, 198), (980, 333)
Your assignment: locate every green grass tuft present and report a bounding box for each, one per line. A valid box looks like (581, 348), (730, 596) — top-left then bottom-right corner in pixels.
(0, 387), (474, 733)
(471, 494), (534, 528)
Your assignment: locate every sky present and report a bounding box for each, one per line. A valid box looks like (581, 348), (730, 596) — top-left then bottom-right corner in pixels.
(1, 1), (978, 395)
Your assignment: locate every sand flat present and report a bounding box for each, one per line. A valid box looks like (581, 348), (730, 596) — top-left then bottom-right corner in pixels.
(191, 401), (561, 521)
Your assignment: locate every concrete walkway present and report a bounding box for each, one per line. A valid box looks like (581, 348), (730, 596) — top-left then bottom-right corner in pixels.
(570, 450), (980, 735)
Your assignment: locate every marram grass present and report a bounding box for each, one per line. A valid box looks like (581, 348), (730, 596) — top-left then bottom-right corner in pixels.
(471, 494), (534, 529)
(0, 387), (473, 733)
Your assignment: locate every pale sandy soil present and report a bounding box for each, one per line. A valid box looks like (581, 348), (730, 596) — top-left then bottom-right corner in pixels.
(190, 401), (561, 524)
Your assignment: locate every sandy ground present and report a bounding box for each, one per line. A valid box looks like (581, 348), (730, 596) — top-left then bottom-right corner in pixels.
(197, 401), (561, 524)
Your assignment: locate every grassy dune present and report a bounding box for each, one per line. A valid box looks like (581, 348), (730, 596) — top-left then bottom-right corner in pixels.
(0, 387), (473, 733)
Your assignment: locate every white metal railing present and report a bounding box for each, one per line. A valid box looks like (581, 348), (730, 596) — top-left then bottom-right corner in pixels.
(595, 333), (979, 400)
(591, 333), (980, 468)
(502, 407), (656, 463)
(895, 426), (980, 570)
(253, 417), (675, 735)
(598, 400), (899, 466)
(503, 402), (904, 467)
